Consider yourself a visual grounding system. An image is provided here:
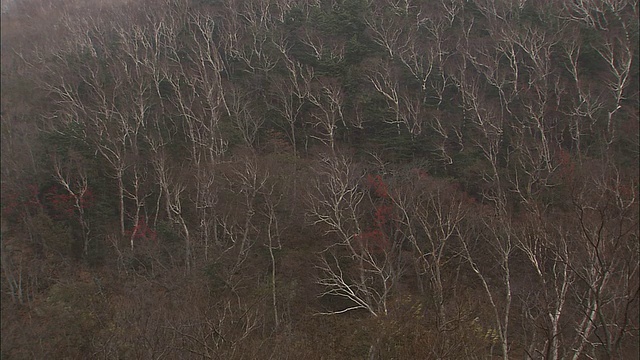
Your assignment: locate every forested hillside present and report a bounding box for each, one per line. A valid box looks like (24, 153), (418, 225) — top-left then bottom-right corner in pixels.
(1, 0), (638, 358)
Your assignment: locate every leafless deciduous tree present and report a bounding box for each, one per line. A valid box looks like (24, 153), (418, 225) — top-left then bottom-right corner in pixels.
(228, 156), (269, 261)
(270, 35), (314, 157)
(52, 152), (91, 256)
(308, 155), (402, 317)
(454, 47), (514, 359)
(365, 5), (407, 59)
(514, 207), (574, 360)
(365, 60), (426, 138)
(565, 165), (638, 359)
(391, 176), (471, 332)
(307, 77), (345, 155)
(225, 83), (265, 151)
(261, 182), (283, 329)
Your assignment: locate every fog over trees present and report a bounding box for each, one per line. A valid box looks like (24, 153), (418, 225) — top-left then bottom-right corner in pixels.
(1, 0), (638, 358)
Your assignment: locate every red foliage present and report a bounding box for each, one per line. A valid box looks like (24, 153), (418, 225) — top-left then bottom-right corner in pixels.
(357, 175), (397, 253)
(126, 217), (157, 242)
(1, 183), (42, 219)
(366, 174), (389, 198)
(79, 188), (96, 209)
(373, 204), (394, 229)
(556, 148), (575, 182)
(410, 168), (429, 180)
(43, 185), (95, 221)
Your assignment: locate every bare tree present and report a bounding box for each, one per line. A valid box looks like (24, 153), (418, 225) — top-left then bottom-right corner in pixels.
(187, 11), (230, 161)
(565, 165), (639, 359)
(46, 43), (131, 239)
(219, 0), (278, 75)
(366, 60), (402, 133)
(52, 152), (91, 256)
(454, 55), (514, 359)
(366, 60), (424, 137)
(594, 23), (634, 146)
(365, 4), (407, 59)
(391, 175), (470, 332)
(307, 77), (345, 155)
(166, 295), (262, 359)
(0, 235), (23, 304)
(167, 180), (193, 273)
(562, 0), (636, 149)
(419, 11), (456, 107)
(261, 183), (283, 329)
(268, 70), (308, 158)
(270, 35), (315, 157)
(459, 205), (514, 360)
(515, 208), (574, 360)
(229, 156), (269, 260)
(225, 83), (265, 151)
(308, 155), (402, 317)
(397, 31), (435, 96)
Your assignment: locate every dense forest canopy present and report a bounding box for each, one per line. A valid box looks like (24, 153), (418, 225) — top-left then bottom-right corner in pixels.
(1, 0), (638, 358)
